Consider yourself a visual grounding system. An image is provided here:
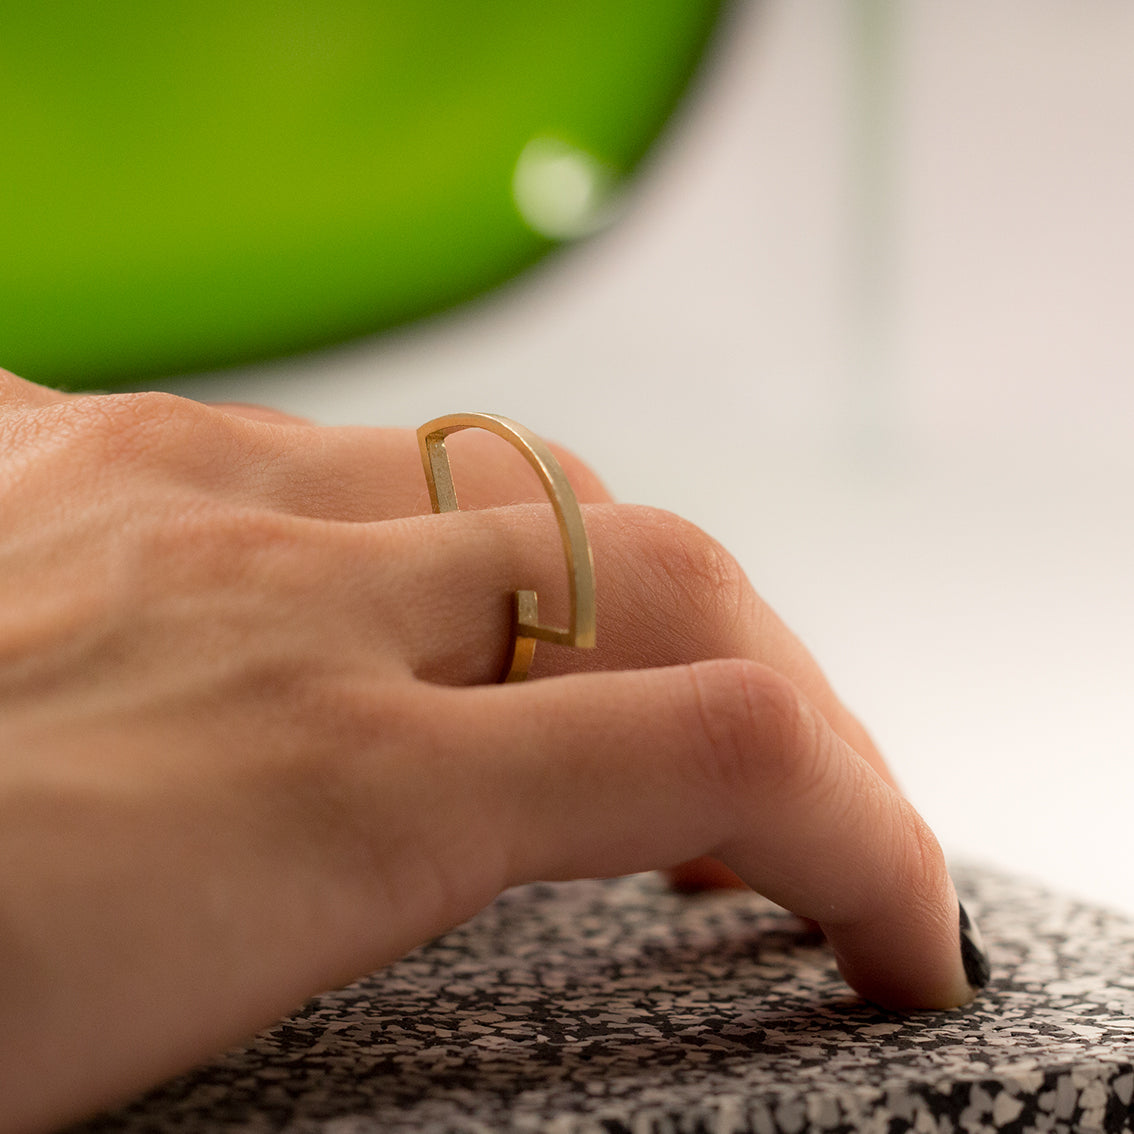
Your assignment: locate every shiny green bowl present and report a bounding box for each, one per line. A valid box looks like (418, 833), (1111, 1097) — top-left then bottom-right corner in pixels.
(1, 2), (723, 388)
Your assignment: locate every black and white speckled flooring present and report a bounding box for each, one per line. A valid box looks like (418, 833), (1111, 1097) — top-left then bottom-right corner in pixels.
(72, 864), (1134, 1133)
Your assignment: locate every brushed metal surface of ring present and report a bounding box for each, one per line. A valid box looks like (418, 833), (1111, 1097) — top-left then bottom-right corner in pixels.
(417, 412), (596, 682)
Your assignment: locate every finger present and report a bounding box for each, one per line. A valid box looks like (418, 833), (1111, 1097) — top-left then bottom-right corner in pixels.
(667, 856), (750, 892)
(8, 388), (611, 521)
(410, 663), (987, 1010)
(195, 403), (611, 514)
(208, 402), (315, 426)
(227, 420), (610, 519)
(369, 503), (893, 787)
(207, 402), (586, 516)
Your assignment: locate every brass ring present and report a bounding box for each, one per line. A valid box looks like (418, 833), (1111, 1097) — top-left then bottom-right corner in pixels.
(417, 413), (596, 683)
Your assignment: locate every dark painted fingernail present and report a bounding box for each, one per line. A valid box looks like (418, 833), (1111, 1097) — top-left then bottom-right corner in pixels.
(959, 902), (991, 991)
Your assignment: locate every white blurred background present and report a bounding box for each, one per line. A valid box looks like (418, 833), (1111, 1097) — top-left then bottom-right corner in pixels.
(156, 2), (1134, 915)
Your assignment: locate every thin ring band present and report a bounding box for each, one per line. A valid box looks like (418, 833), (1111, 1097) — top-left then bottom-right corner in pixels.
(417, 413), (596, 683)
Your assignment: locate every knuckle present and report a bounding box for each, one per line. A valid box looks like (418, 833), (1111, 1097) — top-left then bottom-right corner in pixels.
(0, 368), (52, 408)
(2, 391), (241, 505)
(69, 389), (182, 434)
(682, 658), (825, 805)
(0, 368), (21, 399)
(886, 797), (952, 914)
(47, 391), (200, 468)
(62, 391), (249, 475)
(618, 507), (755, 657)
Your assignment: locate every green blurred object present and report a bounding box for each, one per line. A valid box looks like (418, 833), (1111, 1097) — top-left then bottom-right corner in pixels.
(1, 2), (724, 389)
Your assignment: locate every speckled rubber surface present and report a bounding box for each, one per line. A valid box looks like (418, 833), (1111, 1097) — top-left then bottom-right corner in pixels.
(74, 865), (1134, 1133)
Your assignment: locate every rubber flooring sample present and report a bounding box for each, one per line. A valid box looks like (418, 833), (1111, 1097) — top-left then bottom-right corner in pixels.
(73, 865), (1134, 1133)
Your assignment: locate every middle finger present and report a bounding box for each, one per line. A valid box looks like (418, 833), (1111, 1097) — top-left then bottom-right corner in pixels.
(367, 503), (892, 784)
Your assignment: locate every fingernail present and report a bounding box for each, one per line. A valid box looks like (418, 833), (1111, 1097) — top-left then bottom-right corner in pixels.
(959, 901), (991, 992)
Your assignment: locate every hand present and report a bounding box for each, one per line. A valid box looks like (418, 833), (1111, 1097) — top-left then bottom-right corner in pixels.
(0, 371), (987, 1132)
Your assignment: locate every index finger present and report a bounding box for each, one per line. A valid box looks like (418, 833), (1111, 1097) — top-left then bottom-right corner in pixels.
(405, 663), (989, 1011)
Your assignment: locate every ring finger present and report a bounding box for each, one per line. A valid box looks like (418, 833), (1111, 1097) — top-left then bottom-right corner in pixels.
(351, 502), (893, 787)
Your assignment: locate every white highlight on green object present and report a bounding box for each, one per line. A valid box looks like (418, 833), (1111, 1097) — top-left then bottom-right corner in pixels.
(512, 136), (618, 241)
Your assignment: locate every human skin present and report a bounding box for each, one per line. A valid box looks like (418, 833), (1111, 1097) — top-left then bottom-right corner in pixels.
(0, 370), (986, 1132)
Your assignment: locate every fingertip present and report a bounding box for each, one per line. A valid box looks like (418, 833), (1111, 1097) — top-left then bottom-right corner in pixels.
(826, 884), (992, 1011)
